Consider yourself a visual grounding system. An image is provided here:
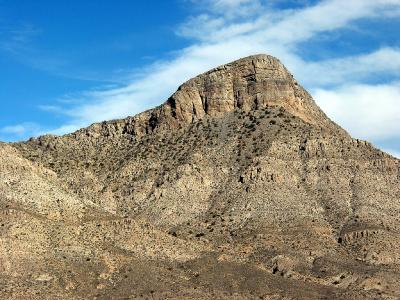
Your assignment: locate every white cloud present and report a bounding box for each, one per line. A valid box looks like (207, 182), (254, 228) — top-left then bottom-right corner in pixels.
(183, 0), (400, 44)
(176, 15), (226, 40)
(214, 0), (254, 6)
(257, 0), (400, 45)
(0, 122), (43, 140)
(314, 82), (400, 141)
(1, 124), (29, 135)
(191, 0), (263, 18)
(291, 47), (400, 87)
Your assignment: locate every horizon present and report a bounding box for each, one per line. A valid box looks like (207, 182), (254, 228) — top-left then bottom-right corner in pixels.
(0, 0), (399, 157)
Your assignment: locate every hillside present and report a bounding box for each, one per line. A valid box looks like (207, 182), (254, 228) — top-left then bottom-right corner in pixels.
(1, 54), (400, 299)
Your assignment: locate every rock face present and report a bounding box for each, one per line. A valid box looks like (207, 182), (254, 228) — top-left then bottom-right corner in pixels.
(1, 55), (400, 299)
(147, 54), (339, 132)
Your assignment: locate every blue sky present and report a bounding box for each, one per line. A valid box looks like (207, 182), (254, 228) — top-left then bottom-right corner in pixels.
(0, 0), (399, 157)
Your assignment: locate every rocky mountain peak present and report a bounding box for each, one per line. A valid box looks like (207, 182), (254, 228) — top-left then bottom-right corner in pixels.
(152, 54), (325, 126)
(161, 54), (316, 124)
(71, 54), (342, 141)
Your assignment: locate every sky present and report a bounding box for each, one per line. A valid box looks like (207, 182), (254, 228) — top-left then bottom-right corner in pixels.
(0, 0), (399, 158)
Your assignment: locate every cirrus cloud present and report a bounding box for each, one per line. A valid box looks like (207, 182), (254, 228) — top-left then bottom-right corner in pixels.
(314, 83), (400, 141)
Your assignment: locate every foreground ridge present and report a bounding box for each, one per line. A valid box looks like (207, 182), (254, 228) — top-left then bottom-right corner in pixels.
(1, 54), (400, 299)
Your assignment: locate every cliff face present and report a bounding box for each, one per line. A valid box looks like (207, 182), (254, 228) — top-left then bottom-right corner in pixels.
(152, 54), (337, 131)
(2, 55), (400, 299)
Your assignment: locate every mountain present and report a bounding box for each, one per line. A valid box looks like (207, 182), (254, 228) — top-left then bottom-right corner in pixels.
(1, 54), (400, 299)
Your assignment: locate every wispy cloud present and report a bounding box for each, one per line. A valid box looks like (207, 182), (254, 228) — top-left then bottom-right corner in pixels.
(0, 22), (125, 84)
(0, 122), (43, 141)
(189, 0), (263, 19)
(0, 22), (73, 76)
(290, 47), (400, 87)
(4, 0), (400, 159)
(314, 82), (400, 140)
(0, 23), (41, 53)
